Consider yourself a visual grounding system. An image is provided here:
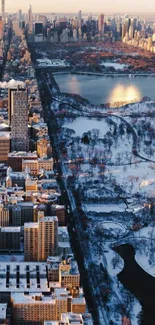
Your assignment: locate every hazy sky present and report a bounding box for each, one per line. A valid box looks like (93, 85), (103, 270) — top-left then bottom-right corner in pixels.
(6, 0), (154, 13)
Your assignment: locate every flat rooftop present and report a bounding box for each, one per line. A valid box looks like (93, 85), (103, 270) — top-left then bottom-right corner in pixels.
(0, 262), (49, 293)
(40, 216), (58, 223)
(1, 227), (21, 233)
(22, 159), (38, 163)
(11, 293), (55, 304)
(44, 320), (59, 325)
(24, 222), (38, 229)
(8, 151), (38, 158)
(0, 131), (10, 139)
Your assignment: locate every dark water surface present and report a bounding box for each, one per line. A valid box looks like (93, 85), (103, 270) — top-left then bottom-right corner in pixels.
(114, 244), (155, 325)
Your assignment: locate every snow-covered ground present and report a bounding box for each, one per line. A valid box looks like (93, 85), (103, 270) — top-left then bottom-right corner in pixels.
(83, 203), (126, 213)
(37, 58), (69, 68)
(0, 255), (24, 262)
(62, 115), (133, 165)
(117, 101), (155, 115)
(100, 61), (128, 70)
(108, 161), (155, 197)
(63, 117), (110, 138)
(130, 225), (155, 277)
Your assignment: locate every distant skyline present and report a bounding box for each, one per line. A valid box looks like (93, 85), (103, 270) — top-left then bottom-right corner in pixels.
(5, 0), (155, 13)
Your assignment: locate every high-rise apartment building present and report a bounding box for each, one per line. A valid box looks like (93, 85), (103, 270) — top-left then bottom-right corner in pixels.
(24, 216), (58, 262)
(10, 88), (29, 152)
(38, 216), (58, 261)
(24, 223), (38, 261)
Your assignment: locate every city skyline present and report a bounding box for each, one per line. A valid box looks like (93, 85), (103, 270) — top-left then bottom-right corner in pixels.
(5, 0), (155, 14)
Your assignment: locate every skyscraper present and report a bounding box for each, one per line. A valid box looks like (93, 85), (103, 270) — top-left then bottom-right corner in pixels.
(78, 10), (82, 28)
(10, 87), (29, 152)
(18, 9), (23, 28)
(98, 14), (105, 38)
(28, 4), (33, 33)
(1, 0), (5, 19)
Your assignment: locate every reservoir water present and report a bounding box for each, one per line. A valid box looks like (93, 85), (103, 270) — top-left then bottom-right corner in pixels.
(54, 74), (155, 105)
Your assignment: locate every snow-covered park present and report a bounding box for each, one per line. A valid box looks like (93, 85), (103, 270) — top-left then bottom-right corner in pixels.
(51, 90), (155, 325)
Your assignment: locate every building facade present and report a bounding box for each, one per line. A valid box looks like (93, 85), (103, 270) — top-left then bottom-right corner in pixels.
(0, 204), (9, 227)
(38, 216), (58, 261)
(0, 132), (10, 162)
(24, 216), (58, 262)
(10, 88), (29, 152)
(0, 227), (20, 251)
(24, 223), (38, 261)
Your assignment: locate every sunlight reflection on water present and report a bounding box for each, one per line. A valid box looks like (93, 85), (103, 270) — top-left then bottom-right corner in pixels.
(109, 84), (141, 106)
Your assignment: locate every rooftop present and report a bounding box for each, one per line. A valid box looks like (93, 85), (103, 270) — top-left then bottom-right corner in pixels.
(22, 159), (38, 163)
(40, 216), (58, 223)
(61, 313), (83, 324)
(61, 259), (79, 276)
(72, 297), (86, 305)
(8, 151), (38, 158)
(58, 227), (68, 236)
(24, 222), (38, 229)
(11, 293), (56, 304)
(1, 227), (20, 233)
(38, 158), (53, 162)
(0, 132), (10, 139)
(52, 205), (65, 210)
(44, 320), (60, 325)
(0, 262), (49, 293)
(0, 123), (9, 129)
(9, 171), (29, 179)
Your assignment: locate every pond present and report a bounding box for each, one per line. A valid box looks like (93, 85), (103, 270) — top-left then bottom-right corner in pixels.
(114, 244), (155, 325)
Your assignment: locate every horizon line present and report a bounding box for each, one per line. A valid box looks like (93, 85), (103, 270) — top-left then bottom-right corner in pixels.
(5, 10), (154, 14)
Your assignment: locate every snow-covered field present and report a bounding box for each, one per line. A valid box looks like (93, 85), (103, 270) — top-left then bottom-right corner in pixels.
(100, 61), (128, 70)
(108, 161), (155, 197)
(63, 117), (110, 137)
(82, 203), (126, 213)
